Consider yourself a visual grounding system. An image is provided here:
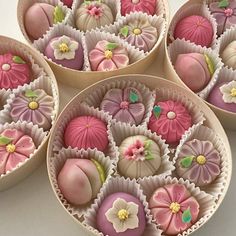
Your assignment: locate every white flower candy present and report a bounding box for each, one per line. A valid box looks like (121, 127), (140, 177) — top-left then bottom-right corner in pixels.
(220, 80), (236, 104)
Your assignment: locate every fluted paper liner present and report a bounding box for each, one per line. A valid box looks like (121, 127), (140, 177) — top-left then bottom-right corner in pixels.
(168, 39), (223, 97)
(0, 90), (11, 112)
(84, 176), (162, 236)
(48, 147), (116, 217)
(83, 79), (155, 127)
(68, 0), (120, 29)
(168, 1), (218, 48)
(52, 102), (117, 159)
(110, 122), (174, 179)
(0, 75), (59, 131)
(18, 0), (71, 42)
(174, 125), (229, 198)
(85, 30), (146, 69)
(139, 175), (216, 236)
(33, 23), (90, 71)
(101, 12), (166, 55)
(0, 121), (47, 178)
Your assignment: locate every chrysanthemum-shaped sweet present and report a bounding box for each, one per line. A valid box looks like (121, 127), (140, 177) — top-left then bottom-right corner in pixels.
(118, 135), (161, 178)
(10, 89), (54, 130)
(44, 35), (84, 70)
(148, 100), (192, 145)
(75, 1), (114, 31)
(97, 192), (146, 236)
(121, 0), (156, 16)
(149, 184), (200, 235)
(100, 87), (145, 125)
(89, 40), (130, 71)
(176, 139), (221, 186)
(0, 53), (30, 89)
(209, 0), (236, 36)
(64, 116), (109, 151)
(0, 129), (36, 175)
(174, 15), (213, 47)
(119, 18), (158, 52)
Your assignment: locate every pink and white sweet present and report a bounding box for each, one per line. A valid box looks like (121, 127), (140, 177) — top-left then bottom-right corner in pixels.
(176, 139), (221, 187)
(0, 53), (30, 90)
(64, 115), (109, 151)
(0, 129), (36, 175)
(100, 87), (145, 125)
(89, 40), (130, 71)
(121, 0), (156, 16)
(149, 184), (200, 235)
(10, 89), (54, 130)
(148, 100), (192, 145)
(119, 18), (158, 52)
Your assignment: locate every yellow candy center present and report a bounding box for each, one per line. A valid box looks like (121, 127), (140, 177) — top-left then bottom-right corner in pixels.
(133, 28), (142, 35)
(117, 209), (129, 220)
(196, 155), (206, 165)
(104, 50), (113, 59)
(59, 43), (70, 53)
(28, 101), (39, 110)
(230, 88), (236, 97)
(169, 202), (181, 214)
(6, 144), (16, 153)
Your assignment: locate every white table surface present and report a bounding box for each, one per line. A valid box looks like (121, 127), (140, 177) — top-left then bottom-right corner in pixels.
(0, 1), (235, 235)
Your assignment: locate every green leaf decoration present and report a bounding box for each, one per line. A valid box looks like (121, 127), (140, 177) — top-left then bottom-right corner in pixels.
(25, 89), (38, 98)
(53, 6), (65, 24)
(182, 208), (192, 223)
(0, 136), (13, 145)
(92, 159), (106, 183)
(218, 0), (229, 8)
(145, 151), (154, 160)
(180, 156), (194, 168)
(144, 140), (154, 160)
(129, 91), (139, 103)
(106, 43), (118, 51)
(120, 26), (129, 38)
(13, 56), (26, 64)
(204, 54), (215, 76)
(153, 105), (161, 119)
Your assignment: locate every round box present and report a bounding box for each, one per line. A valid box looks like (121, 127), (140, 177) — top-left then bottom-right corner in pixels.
(0, 35), (59, 191)
(47, 74), (232, 236)
(17, 0), (170, 90)
(164, 0), (236, 130)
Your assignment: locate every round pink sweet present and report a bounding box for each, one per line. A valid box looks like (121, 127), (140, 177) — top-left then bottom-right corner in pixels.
(148, 100), (192, 145)
(174, 15), (213, 47)
(97, 192), (146, 236)
(62, 0), (73, 8)
(121, 0), (156, 16)
(0, 129), (36, 175)
(149, 184), (200, 235)
(174, 53), (211, 92)
(0, 53), (31, 90)
(64, 116), (109, 151)
(25, 3), (55, 40)
(44, 36), (84, 70)
(207, 82), (236, 113)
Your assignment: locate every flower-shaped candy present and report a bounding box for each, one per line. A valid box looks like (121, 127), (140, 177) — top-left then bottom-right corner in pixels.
(100, 87), (145, 125)
(176, 139), (221, 186)
(89, 40), (129, 71)
(148, 100), (192, 145)
(0, 53), (30, 89)
(0, 129), (36, 175)
(220, 80), (236, 104)
(149, 184), (200, 235)
(10, 89), (54, 130)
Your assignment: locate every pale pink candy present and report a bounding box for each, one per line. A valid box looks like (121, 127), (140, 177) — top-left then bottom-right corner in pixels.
(149, 184), (200, 235)
(0, 129), (36, 175)
(100, 87), (145, 125)
(0, 53), (31, 89)
(121, 0), (156, 16)
(174, 15), (213, 47)
(89, 40), (129, 71)
(148, 100), (192, 145)
(10, 89), (54, 130)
